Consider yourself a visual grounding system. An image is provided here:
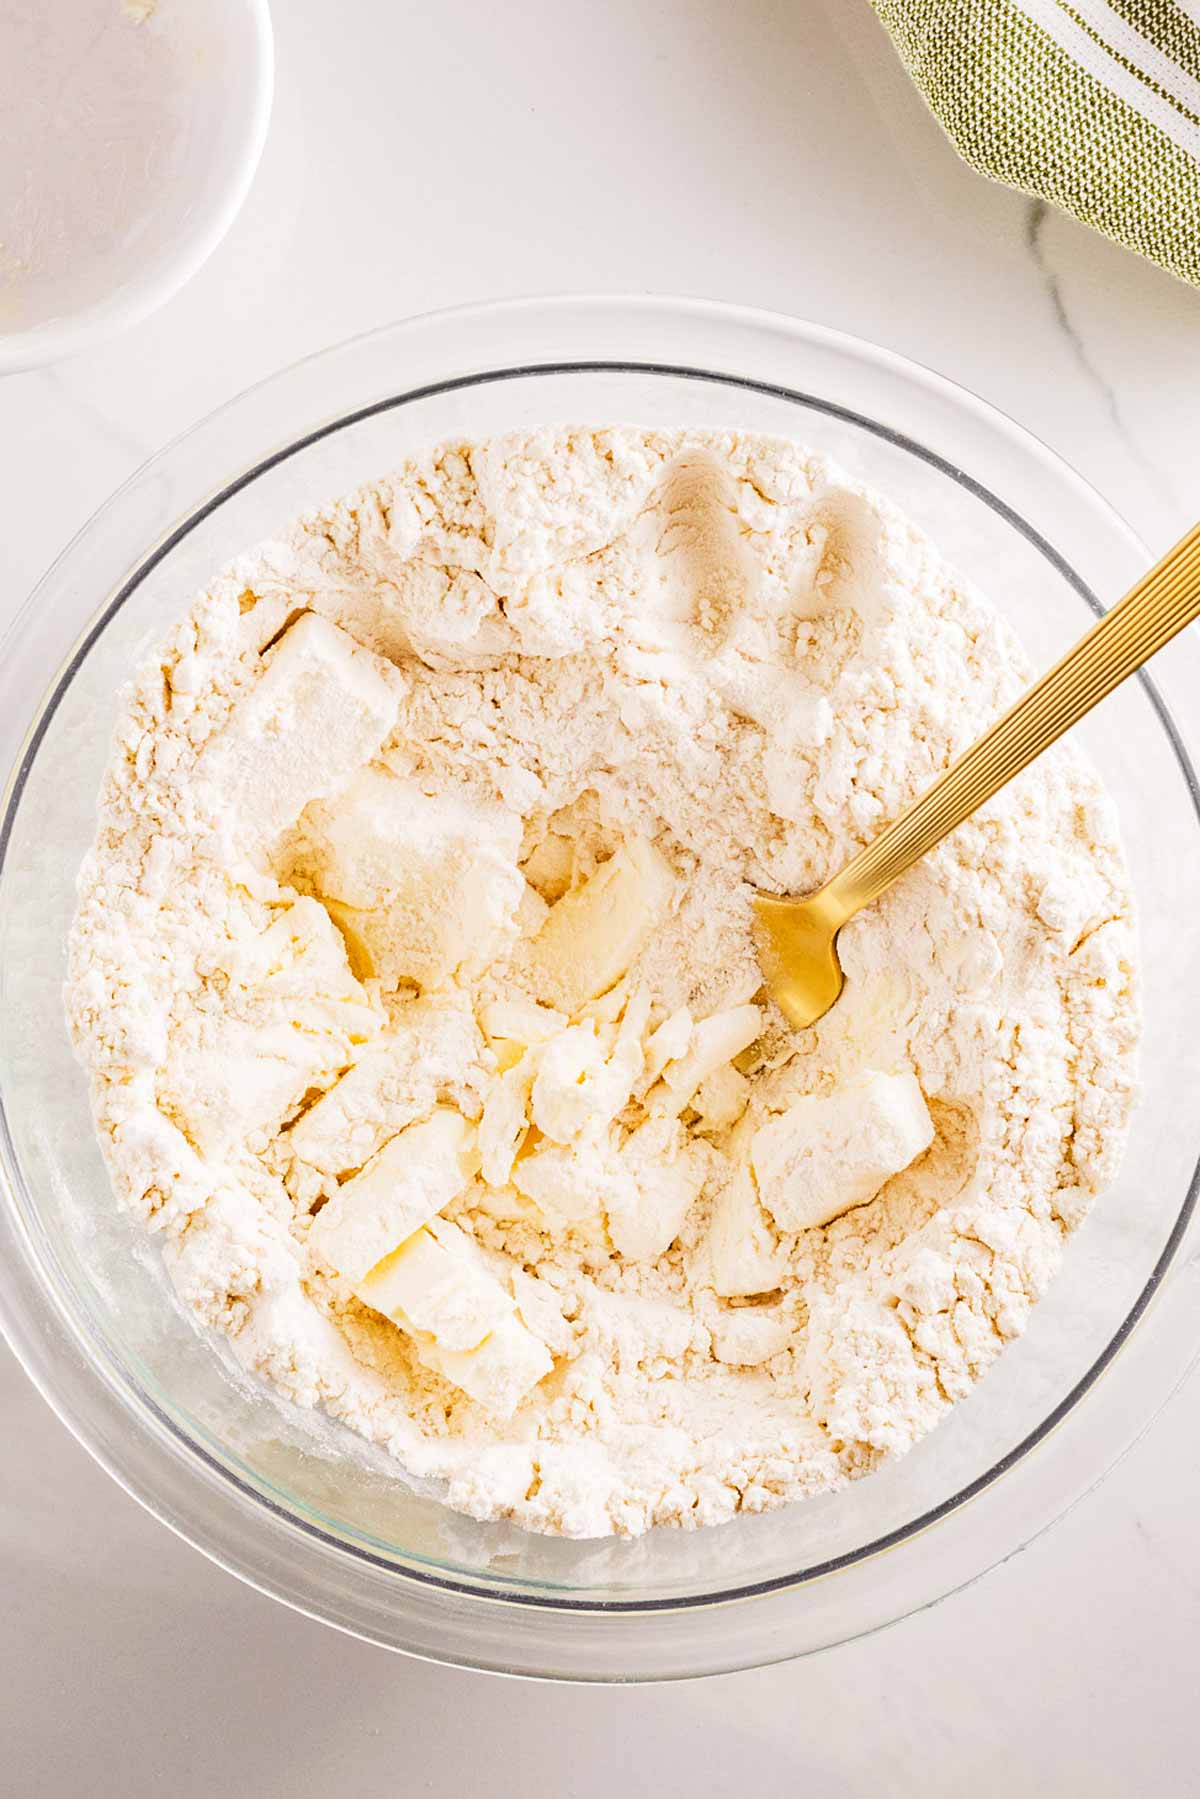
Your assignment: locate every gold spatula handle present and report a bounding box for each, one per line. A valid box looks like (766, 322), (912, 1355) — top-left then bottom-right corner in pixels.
(826, 519), (1200, 918)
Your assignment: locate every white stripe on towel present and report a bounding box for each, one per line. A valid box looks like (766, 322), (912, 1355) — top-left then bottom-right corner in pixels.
(1069, 0), (1200, 122)
(1011, 0), (1200, 161)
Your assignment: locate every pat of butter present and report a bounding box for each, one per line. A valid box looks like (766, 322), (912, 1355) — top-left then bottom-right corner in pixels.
(704, 1168), (785, 1298)
(357, 1218), (512, 1352)
(512, 1138), (623, 1232)
(298, 767), (524, 990)
(420, 1312), (553, 1418)
(751, 1069), (934, 1233)
(478, 1055), (537, 1186)
(309, 1107), (479, 1283)
(710, 1307), (790, 1366)
(479, 997), (568, 1050)
(531, 1022), (635, 1144)
(526, 836), (675, 1013)
(161, 897), (377, 1161)
(200, 613), (399, 853)
(657, 1002), (761, 1116)
(287, 992), (479, 1178)
(606, 1115), (705, 1263)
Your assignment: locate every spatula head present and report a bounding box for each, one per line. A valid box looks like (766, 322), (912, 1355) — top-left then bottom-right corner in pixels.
(751, 890), (846, 1033)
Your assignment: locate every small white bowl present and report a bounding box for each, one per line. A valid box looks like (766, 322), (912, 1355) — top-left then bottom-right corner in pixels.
(0, 0), (273, 374)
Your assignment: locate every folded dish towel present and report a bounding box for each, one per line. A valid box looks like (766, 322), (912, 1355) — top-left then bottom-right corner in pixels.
(873, 0), (1200, 286)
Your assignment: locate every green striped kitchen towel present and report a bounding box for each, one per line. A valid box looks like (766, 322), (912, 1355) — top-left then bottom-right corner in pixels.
(872, 0), (1200, 286)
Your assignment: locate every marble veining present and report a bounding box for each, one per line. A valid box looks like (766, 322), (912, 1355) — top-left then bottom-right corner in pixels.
(1024, 197), (1187, 521)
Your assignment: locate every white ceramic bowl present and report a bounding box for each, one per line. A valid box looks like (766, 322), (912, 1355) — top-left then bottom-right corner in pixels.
(3, 297), (1200, 1680)
(0, 0), (273, 373)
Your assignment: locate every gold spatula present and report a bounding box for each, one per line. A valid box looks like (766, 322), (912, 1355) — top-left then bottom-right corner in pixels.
(753, 520), (1200, 1033)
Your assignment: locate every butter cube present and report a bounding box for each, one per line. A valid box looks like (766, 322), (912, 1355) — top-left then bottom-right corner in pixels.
(239, 897), (372, 1003)
(641, 1005), (692, 1090)
(614, 984), (653, 1055)
(170, 1019), (343, 1161)
(579, 977), (632, 1035)
(751, 1070), (934, 1233)
(201, 614), (399, 852)
(479, 997), (568, 1050)
(530, 1022), (638, 1144)
(511, 1268), (573, 1355)
(420, 1312), (553, 1417)
(526, 836), (675, 1013)
(357, 1218), (512, 1351)
(711, 1308), (790, 1366)
(288, 992), (480, 1177)
(479, 997), (568, 1074)
(606, 1115), (704, 1262)
(658, 1003), (761, 1115)
(163, 899), (376, 1159)
(309, 1107), (480, 1283)
(704, 1168), (785, 1298)
(296, 768), (524, 990)
(512, 1138), (626, 1231)
(478, 1056), (537, 1186)
(471, 1183), (541, 1223)
(692, 1062), (751, 1133)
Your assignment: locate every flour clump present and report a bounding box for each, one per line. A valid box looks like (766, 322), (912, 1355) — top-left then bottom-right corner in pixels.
(66, 427), (1139, 1538)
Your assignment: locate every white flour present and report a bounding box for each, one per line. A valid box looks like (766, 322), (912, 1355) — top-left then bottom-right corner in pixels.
(66, 428), (1139, 1538)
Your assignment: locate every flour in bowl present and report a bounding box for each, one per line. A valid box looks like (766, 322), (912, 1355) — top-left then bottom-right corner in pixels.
(66, 428), (1139, 1538)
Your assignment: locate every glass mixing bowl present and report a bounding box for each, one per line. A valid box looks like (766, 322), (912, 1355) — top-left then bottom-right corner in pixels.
(3, 296), (1200, 1681)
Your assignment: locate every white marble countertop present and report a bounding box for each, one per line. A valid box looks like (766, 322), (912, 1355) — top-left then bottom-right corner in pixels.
(3, 1), (1200, 1790)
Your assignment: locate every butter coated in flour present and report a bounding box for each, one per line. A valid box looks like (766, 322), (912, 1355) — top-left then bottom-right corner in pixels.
(66, 428), (1139, 1538)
